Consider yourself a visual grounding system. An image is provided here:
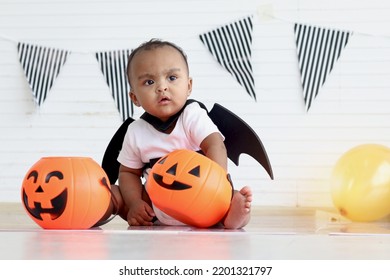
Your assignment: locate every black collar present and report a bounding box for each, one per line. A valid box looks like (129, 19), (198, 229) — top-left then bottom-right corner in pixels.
(140, 99), (201, 132)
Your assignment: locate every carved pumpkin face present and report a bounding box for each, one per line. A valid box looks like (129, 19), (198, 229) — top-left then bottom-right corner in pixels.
(146, 149), (232, 228)
(21, 157), (111, 229)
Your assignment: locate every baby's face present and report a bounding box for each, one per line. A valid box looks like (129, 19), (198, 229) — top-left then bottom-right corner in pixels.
(129, 46), (192, 122)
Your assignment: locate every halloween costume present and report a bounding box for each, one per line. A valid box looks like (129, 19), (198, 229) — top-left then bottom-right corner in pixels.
(103, 99), (273, 185)
(117, 101), (223, 225)
(104, 99), (273, 226)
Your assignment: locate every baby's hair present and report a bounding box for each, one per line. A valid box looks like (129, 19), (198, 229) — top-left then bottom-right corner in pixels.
(127, 38), (189, 87)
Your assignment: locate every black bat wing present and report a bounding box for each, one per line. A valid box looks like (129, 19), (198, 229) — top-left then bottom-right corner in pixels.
(101, 117), (135, 184)
(208, 103), (273, 179)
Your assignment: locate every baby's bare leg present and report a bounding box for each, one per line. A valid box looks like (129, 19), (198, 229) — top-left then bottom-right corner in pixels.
(99, 185), (127, 222)
(222, 186), (252, 229)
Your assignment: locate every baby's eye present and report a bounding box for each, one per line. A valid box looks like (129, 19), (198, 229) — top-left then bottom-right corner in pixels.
(144, 79), (154, 86)
(168, 75), (177, 81)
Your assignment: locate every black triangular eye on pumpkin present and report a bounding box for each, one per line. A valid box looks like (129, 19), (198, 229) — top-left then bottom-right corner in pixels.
(188, 165), (201, 177)
(166, 163), (177, 175)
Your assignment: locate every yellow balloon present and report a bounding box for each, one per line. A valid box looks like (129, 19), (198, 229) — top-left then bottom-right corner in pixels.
(330, 144), (390, 222)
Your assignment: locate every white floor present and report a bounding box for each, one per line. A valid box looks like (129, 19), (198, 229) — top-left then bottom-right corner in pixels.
(1, 203), (390, 260)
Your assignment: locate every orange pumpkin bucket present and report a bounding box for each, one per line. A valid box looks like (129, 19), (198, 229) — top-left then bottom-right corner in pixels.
(21, 157), (111, 229)
(146, 149), (233, 228)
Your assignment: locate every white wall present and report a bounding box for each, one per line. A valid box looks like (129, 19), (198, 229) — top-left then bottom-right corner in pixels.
(1, 0), (390, 207)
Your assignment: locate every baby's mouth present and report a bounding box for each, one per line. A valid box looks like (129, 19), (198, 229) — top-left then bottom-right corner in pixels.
(159, 97), (171, 104)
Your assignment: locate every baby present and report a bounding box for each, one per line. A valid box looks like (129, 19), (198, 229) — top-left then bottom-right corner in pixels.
(108, 39), (252, 229)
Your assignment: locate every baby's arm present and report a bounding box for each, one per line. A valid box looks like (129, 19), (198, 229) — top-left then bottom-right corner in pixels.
(200, 132), (227, 171)
(118, 164), (155, 226)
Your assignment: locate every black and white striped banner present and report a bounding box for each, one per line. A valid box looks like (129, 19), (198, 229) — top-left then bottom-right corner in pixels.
(96, 50), (133, 121)
(199, 15), (256, 100)
(17, 42), (70, 106)
(294, 23), (352, 111)
(14, 20), (355, 115)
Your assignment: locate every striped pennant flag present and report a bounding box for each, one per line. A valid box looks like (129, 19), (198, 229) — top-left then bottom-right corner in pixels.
(294, 23), (352, 111)
(96, 50), (133, 121)
(199, 15), (256, 100)
(17, 42), (70, 106)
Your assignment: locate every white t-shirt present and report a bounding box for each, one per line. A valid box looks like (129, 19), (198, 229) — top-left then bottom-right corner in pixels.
(117, 102), (223, 225)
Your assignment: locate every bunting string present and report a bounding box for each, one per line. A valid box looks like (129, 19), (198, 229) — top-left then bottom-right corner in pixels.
(1, 10), (388, 115)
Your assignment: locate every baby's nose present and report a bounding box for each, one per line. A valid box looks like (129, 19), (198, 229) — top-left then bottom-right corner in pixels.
(156, 83), (168, 93)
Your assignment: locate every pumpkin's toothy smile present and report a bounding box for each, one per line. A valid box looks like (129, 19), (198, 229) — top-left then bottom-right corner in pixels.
(22, 189), (68, 220)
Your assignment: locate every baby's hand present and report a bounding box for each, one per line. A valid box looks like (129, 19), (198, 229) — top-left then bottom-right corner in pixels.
(126, 200), (155, 226)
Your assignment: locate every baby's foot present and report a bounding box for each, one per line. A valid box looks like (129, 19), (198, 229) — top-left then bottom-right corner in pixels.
(223, 186), (252, 229)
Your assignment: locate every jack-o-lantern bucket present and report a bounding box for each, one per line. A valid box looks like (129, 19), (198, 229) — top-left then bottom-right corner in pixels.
(146, 149), (233, 228)
(21, 157), (111, 229)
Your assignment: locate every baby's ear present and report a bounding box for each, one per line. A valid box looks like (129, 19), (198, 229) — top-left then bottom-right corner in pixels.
(130, 92), (141, 107)
(187, 77), (193, 95)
